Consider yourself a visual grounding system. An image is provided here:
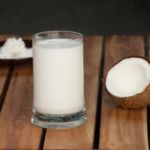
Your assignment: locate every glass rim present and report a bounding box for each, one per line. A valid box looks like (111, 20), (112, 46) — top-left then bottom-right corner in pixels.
(32, 30), (83, 41)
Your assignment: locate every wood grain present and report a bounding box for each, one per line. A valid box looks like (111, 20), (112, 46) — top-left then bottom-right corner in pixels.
(99, 36), (149, 150)
(43, 36), (103, 150)
(0, 66), (42, 149)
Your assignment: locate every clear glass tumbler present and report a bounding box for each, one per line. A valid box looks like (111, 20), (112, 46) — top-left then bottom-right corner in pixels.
(31, 31), (87, 129)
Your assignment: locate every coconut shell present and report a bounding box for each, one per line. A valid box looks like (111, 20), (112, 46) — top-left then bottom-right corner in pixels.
(104, 56), (150, 109)
(106, 83), (150, 109)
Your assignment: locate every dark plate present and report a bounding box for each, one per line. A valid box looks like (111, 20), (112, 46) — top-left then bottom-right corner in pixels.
(0, 40), (33, 67)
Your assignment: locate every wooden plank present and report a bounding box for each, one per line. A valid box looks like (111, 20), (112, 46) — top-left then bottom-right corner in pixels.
(23, 34), (32, 40)
(43, 36), (103, 150)
(0, 34), (19, 41)
(99, 36), (149, 150)
(148, 36), (150, 57)
(0, 66), (43, 149)
(0, 34), (42, 149)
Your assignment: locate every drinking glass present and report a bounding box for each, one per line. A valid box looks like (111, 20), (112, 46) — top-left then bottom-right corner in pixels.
(31, 31), (87, 128)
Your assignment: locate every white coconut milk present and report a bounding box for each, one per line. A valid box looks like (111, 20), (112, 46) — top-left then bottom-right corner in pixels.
(33, 39), (85, 114)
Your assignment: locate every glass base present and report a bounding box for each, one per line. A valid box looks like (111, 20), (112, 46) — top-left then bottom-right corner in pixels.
(31, 108), (87, 129)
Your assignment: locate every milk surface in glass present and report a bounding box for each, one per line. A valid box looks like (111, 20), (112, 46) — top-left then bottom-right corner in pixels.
(33, 39), (85, 115)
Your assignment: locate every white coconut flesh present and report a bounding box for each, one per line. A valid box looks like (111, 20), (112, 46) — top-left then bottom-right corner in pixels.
(106, 57), (150, 97)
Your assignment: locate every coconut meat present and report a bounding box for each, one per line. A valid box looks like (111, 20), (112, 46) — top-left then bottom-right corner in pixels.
(106, 57), (150, 97)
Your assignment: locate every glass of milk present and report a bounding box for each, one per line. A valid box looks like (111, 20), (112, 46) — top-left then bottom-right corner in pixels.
(31, 31), (87, 128)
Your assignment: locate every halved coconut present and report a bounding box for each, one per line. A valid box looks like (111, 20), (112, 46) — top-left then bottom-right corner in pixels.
(105, 57), (150, 109)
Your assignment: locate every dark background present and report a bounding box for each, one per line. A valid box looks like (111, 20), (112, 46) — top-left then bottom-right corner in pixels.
(0, 0), (150, 35)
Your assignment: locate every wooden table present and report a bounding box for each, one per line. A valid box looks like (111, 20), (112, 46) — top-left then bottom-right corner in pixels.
(0, 35), (149, 150)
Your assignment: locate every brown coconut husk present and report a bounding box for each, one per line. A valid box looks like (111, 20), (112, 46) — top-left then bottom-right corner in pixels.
(105, 83), (150, 109)
(104, 56), (150, 109)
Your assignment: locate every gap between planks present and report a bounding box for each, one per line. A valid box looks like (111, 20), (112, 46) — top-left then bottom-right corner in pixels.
(0, 35), (19, 113)
(93, 37), (105, 149)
